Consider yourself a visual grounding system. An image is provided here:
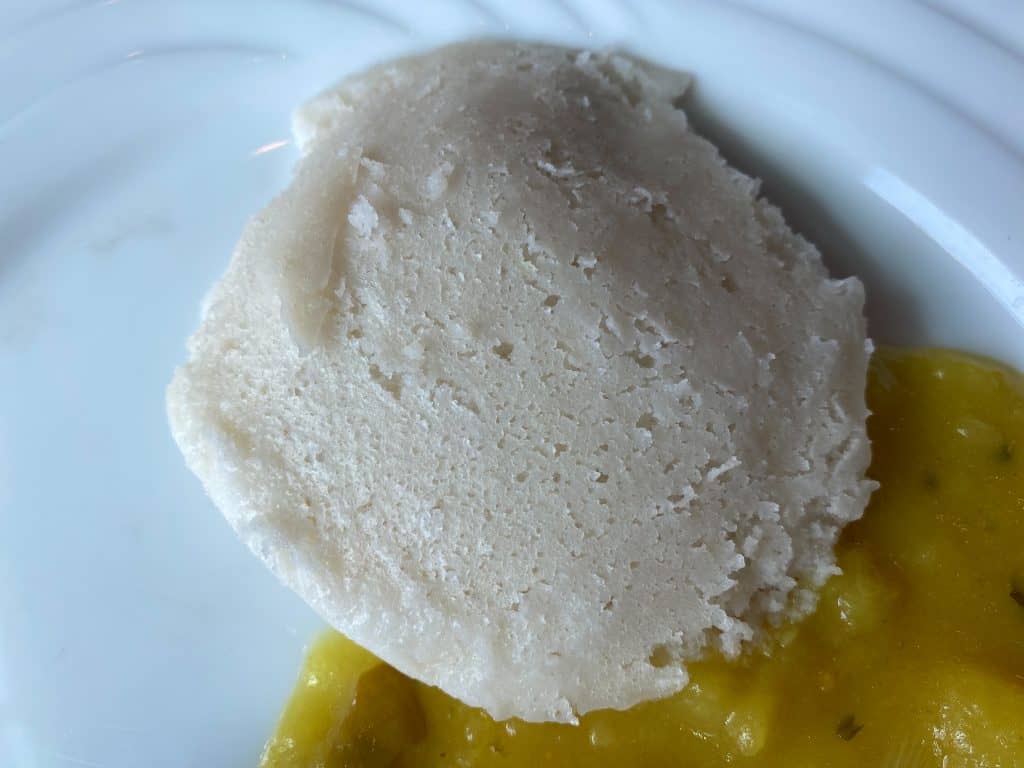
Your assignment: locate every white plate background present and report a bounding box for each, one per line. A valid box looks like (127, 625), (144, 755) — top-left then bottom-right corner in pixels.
(2, 1), (1023, 766)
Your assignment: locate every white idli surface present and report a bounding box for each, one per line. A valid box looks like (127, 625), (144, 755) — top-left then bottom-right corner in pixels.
(167, 41), (874, 723)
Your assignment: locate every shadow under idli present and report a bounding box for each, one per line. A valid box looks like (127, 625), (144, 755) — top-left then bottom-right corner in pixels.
(678, 90), (927, 348)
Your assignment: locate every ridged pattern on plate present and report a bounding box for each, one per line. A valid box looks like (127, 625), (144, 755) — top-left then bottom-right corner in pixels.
(731, 0), (1024, 158)
(4, 0), (1021, 150)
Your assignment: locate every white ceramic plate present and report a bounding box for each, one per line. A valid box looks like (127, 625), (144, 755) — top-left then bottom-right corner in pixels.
(2, 2), (1023, 766)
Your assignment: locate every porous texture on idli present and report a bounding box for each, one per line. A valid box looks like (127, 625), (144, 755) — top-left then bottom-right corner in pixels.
(167, 41), (874, 723)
